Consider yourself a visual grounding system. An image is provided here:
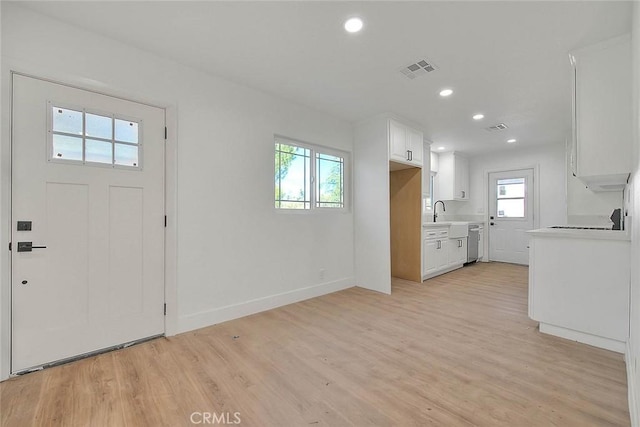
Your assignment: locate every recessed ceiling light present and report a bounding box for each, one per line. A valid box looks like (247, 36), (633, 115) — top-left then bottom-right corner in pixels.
(344, 17), (363, 33)
(439, 89), (453, 97)
(507, 139), (516, 143)
(473, 114), (484, 120)
(437, 146), (445, 150)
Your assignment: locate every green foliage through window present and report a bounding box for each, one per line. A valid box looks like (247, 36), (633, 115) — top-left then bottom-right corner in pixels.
(274, 138), (347, 210)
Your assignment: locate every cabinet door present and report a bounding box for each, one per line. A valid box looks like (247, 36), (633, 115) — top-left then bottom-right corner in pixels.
(389, 120), (408, 162)
(459, 239), (467, 264)
(424, 239), (438, 275)
(407, 127), (423, 166)
(447, 239), (459, 267)
(454, 156), (469, 200)
(574, 37), (632, 178)
(437, 239), (449, 270)
(478, 230), (484, 260)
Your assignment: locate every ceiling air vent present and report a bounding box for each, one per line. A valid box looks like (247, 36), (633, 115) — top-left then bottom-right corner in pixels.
(485, 123), (508, 131)
(399, 59), (438, 79)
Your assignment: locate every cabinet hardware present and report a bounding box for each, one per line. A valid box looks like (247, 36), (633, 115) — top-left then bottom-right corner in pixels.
(461, 190), (465, 198)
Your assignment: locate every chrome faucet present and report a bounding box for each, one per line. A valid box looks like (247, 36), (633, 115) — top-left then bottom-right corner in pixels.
(434, 200), (446, 222)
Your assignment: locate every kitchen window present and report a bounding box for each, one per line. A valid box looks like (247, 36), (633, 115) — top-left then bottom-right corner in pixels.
(274, 136), (349, 211)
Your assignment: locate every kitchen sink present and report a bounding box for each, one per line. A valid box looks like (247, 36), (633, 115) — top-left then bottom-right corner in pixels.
(448, 222), (469, 238)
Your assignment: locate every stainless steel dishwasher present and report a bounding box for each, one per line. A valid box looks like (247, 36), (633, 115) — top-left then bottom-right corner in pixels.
(467, 225), (480, 263)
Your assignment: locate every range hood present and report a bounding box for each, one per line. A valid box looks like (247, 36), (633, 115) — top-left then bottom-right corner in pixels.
(577, 173), (629, 192)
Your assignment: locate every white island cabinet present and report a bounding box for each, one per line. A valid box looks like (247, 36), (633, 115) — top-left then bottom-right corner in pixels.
(528, 228), (630, 353)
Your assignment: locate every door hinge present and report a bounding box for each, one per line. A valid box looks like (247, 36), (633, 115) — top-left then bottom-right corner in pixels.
(164, 303), (167, 316)
(164, 127), (167, 140)
(164, 215), (167, 227)
(8, 242), (11, 251)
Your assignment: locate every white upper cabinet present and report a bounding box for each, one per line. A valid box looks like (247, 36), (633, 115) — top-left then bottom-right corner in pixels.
(389, 119), (423, 167)
(570, 35), (631, 191)
(436, 152), (469, 201)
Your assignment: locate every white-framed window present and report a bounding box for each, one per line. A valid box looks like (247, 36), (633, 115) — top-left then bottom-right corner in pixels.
(274, 136), (349, 211)
(48, 102), (142, 169)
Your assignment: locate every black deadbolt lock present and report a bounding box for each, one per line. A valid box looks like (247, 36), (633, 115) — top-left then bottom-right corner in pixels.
(17, 221), (32, 231)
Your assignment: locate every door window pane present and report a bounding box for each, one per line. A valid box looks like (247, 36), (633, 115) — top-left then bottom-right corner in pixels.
(497, 178), (525, 198)
(85, 113), (112, 139)
(52, 134), (83, 161)
(50, 105), (141, 169)
(497, 199), (525, 218)
(114, 143), (139, 167)
(86, 139), (113, 164)
(52, 107), (82, 135)
(115, 119), (139, 144)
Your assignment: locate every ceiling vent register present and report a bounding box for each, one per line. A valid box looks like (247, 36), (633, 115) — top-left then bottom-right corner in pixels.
(400, 59), (438, 79)
(485, 123), (509, 131)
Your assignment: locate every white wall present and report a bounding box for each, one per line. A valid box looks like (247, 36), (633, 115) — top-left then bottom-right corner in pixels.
(627, 2), (640, 425)
(439, 143), (567, 227)
(0, 4), (355, 380)
(354, 117), (391, 294)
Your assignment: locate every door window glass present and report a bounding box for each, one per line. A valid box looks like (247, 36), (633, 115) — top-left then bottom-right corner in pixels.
(496, 178), (525, 218)
(50, 104), (141, 169)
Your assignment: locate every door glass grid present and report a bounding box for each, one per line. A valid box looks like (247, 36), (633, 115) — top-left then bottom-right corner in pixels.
(50, 105), (140, 168)
(496, 177), (525, 218)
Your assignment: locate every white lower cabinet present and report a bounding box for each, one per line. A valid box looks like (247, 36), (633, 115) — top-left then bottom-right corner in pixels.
(448, 238), (467, 266)
(423, 226), (467, 280)
(436, 239), (449, 270)
(423, 228), (449, 277)
(424, 239), (439, 276)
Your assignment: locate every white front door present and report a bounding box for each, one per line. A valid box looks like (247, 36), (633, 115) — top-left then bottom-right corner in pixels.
(488, 169), (535, 265)
(11, 75), (166, 373)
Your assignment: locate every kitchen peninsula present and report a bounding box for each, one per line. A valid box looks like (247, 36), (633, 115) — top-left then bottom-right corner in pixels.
(528, 227), (630, 352)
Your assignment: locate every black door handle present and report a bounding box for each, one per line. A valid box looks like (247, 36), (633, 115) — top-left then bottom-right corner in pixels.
(17, 242), (47, 252)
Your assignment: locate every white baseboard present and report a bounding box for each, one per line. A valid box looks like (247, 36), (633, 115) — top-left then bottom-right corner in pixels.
(177, 278), (354, 334)
(628, 340), (639, 427)
(539, 323), (625, 353)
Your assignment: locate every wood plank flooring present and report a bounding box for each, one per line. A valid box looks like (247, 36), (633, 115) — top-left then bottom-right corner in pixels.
(0, 262), (630, 426)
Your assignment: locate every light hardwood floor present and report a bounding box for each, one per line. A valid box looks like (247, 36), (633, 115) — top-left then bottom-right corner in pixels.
(0, 262), (630, 426)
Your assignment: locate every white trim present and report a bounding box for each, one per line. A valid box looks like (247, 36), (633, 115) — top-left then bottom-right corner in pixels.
(177, 278), (354, 333)
(628, 339), (639, 427)
(539, 322), (625, 353)
(164, 105), (178, 337)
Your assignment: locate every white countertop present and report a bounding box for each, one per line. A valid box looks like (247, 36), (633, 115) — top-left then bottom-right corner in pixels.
(528, 227), (630, 241)
(423, 221), (485, 228)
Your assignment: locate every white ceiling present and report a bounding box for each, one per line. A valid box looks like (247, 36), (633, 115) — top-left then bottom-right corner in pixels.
(18, 1), (632, 154)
